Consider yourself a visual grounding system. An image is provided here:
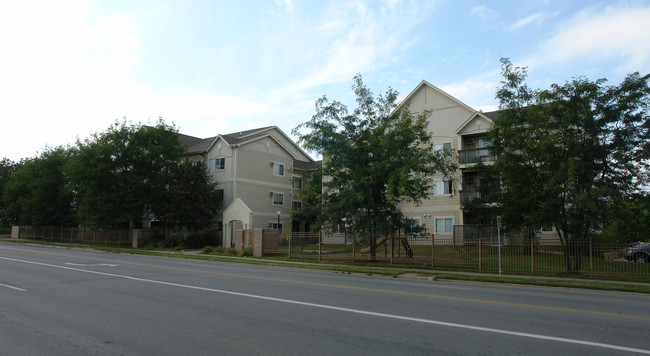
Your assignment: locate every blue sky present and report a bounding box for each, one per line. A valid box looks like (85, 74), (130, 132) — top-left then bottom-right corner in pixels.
(2, 0), (649, 161)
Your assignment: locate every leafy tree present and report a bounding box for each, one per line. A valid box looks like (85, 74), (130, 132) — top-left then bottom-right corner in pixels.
(68, 119), (184, 228)
(293, 74), (455, 259)
(599, 193), (650, 243)
(162, 160), (222, 229)
(489, 58), (650, 272)
(3, 148), (76, 226)
(0, 157), (17, 226)
(291, 165), (323, 232)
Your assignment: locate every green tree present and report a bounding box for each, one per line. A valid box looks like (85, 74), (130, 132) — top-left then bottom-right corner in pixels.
(599, 193), (650, 243)
(489, 58), (650, 272)
(3, 148), (76, 226)
(293, 74), (455, 259)
(291, 165), (323, 232)
(0, 157), (17, 226)
(68, 119), (184, 228)
(162, 160), (222, 229)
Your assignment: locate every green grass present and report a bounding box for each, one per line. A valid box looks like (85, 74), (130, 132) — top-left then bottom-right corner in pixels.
(3, 237), (649, 292)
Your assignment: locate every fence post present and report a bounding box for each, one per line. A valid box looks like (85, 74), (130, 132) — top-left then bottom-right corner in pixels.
(478, 237), (482, 271)
(288, 232), (292, 259)
(318, 231), (322, 262)
(390, 235), (393, 265)
(531, 238), (534, 275)
(589, 238), (593, 278)
(431, 234), (435, 267)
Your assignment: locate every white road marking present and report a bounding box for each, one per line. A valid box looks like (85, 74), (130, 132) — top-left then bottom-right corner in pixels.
(2, 255), (649, 354)
(0, 282), (26, 291)
(65, 263), (120, 267)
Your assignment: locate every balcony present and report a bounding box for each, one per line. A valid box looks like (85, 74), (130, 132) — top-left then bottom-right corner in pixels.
(460, 189), (497, 204)
(458, 148), (496, 165)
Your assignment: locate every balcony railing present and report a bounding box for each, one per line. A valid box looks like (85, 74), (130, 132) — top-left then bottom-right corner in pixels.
(460, 189), (497, 204)
(458, 148), (496, 164)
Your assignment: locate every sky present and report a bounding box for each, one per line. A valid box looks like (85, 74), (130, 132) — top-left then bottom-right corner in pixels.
(1, 0), (650, 161)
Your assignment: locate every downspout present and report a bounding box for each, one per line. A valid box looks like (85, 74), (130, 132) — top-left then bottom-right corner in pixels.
(233, 145), (238, 201)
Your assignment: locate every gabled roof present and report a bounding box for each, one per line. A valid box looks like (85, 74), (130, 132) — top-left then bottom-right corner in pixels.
(178, 126), (314, 163)
(396, 80), (478, 115)
(221, 126), (275, 146)
(455, 111), (494, 135)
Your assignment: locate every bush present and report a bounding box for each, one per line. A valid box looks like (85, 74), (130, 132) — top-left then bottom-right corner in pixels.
(184, 230), (221, 249)
(241, 248), (253, 257)
(200, 245), (215, 254)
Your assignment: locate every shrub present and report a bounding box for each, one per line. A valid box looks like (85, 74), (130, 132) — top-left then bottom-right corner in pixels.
(200, 245), (215, 254)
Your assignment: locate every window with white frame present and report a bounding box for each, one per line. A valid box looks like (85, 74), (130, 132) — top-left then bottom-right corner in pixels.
(541, 225), (553, 232)
(435, 218), (453, 233)
(292, 201), (302, 210)
(272, 192), (284, 205)
(268, 222), (283, 229)
(434, 142), (452, 156)
(292, 176), (303, 189)
(434, 180), (453, 195)
(272, 162), (285, 176)
(215, 157), (225, 170)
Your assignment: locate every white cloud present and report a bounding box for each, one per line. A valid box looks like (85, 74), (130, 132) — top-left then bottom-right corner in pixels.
(274, 0), (297, 14)
(264, 1), (437, 104)
(509, 12), (544, 31)
(471, 5), (498, 21)
(526, 5), (650, 74)
(440, 76), (501, 112)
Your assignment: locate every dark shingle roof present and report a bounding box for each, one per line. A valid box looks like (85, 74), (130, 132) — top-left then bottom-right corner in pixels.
(293, 159), (321, 171)
(177, 133), (216, 154)
(482, 110), (499, 120)
(221, 126), (275, 145)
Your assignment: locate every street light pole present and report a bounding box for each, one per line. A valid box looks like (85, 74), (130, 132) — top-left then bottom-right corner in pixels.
(276, 211), (281, 231)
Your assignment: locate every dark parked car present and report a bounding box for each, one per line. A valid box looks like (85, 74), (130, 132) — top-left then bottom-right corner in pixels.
(626, 242), (650, 263)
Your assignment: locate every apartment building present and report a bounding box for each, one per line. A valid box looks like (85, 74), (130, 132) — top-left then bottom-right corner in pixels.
(178, 126), (317, 246)
(396, 81), (557, 240)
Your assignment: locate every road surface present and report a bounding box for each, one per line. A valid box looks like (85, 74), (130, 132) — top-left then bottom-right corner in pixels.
(1, 242), (649, 355)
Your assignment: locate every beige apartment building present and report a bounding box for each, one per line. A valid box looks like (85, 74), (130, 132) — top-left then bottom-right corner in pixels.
(396, 80), (557, 241)
(178, 126), (317, 246)
(176, 81), (556, 246)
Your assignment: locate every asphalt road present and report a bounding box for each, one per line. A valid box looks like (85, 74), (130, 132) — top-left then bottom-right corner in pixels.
(1, 242), (649, 355)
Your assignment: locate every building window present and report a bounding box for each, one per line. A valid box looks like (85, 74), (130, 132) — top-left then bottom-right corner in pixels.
(292, 201), (302, 210)
(435, 218), (453, 233)
(435, 180), (453, 195)
(541, 225), (553, 232)
(273, 192), (284, 205)
(216, 189), (224, 201)
(268, 222), (283, 229)
(272, 162), (285, 176)
(292, 176), (303, 189)
(434, 142), (452, 156)
(215, 157), (225, 170)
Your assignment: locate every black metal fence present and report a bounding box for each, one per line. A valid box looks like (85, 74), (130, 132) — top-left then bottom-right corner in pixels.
(283, 232), (649, 279)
